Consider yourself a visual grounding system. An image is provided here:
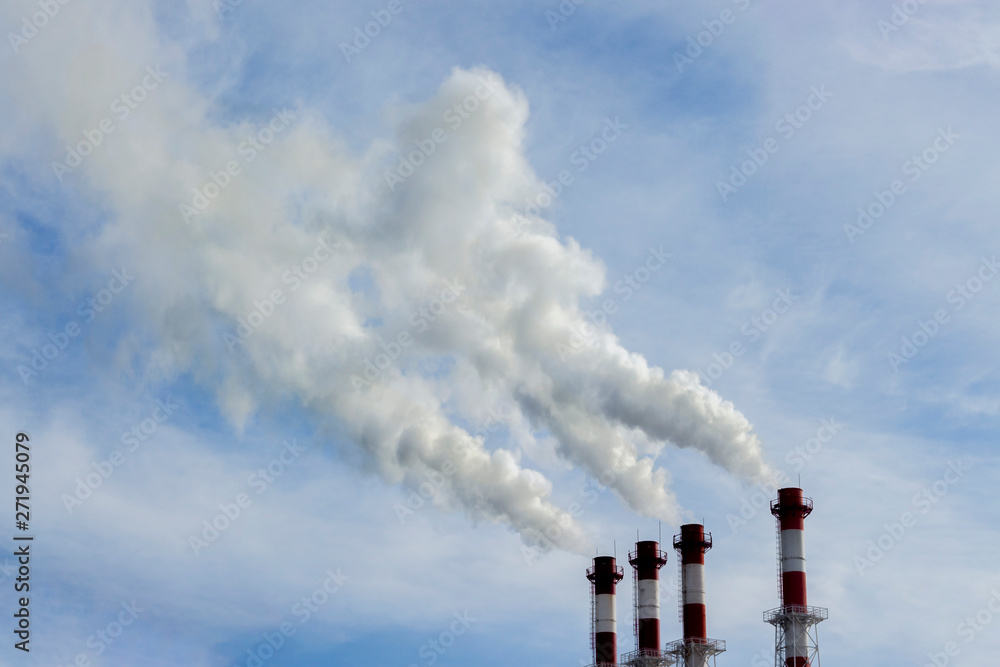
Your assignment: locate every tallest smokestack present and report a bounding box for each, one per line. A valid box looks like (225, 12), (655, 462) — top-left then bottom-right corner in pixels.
(765, 487), (828, 667)
(774, 487), (810, 610)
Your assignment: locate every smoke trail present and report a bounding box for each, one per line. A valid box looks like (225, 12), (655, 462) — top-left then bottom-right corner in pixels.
(1, 6), (771, 551)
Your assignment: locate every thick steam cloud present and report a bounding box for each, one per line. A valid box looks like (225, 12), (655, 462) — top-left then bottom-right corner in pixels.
(5, 15), (772, 553)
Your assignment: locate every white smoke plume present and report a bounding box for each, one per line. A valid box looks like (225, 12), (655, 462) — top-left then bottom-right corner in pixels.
(1, 3), (771, 552)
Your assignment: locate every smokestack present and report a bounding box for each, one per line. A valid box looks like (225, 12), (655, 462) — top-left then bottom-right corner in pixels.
(622, 541), (668, 665)
(774, 487), (810, 609)
(665, 524), (725, 667)
(587, 555), (624, 666)
(677, 525), (710, 643)
(764, 487), (828, 667)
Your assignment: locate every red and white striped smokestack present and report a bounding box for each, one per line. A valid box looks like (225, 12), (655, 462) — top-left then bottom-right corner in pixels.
(764, 488), (829, 667)
(588, 555), (624, 665)
(770, 487), (815, 667)
(629, 541), (668, 655)
(675, 524), (711, 644)
(772, 487), (811, 611)
(665, 525), (725, 667)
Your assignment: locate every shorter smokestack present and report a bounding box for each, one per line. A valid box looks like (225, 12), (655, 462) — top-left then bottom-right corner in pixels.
(677, 524), (710, 643)
(665, 524), (725, 667)
(587, 555), (624, 666)
(614, 539), (670, 667)
(630, 541), (668, 654)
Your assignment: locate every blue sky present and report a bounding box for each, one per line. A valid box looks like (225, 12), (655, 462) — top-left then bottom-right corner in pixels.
(1, 1), (999, 666)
